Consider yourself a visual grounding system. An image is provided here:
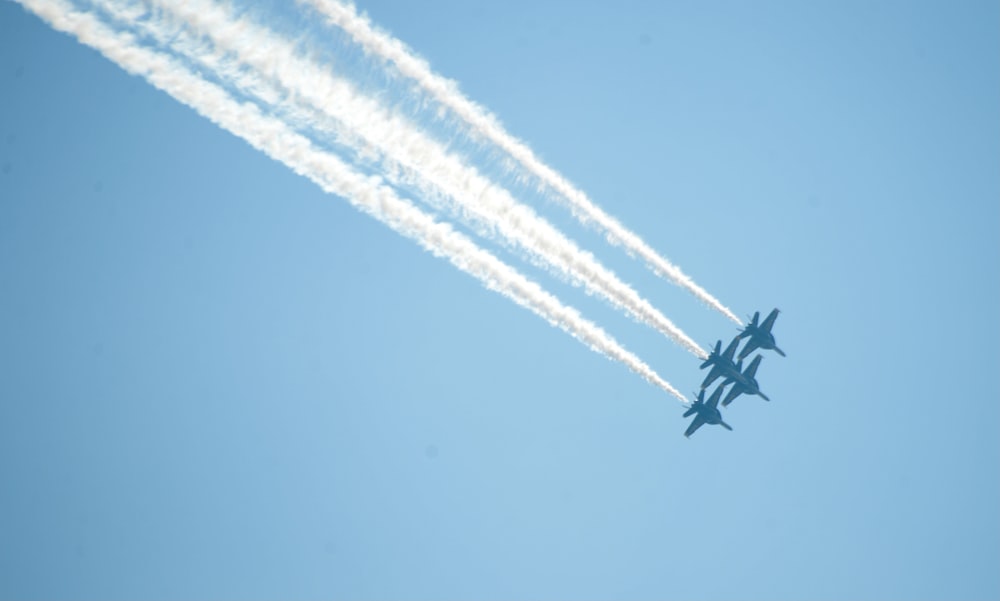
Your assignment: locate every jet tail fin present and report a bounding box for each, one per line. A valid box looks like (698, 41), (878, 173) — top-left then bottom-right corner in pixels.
(683, 407), (696, 418)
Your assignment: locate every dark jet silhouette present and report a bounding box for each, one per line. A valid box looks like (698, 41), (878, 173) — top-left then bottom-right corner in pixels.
(683, 385), (733, 438)
(721, 355), (770, 406)
(737, 308), (785, 361)
(700, 336), (742, 390)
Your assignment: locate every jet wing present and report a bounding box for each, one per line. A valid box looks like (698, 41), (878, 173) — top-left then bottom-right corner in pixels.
(701, 365), (723, 389)
(745, 355), (763, 380)
(761, 309), (780, 333)
(738, 338), (760, 361)
(706, 385), (725, 409)
(722, 384), (745, 407)
(684, 414), (706, 438)
(723, 336), (741, 361)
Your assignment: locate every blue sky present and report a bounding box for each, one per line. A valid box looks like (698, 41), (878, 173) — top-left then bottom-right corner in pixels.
(1, 0), (998, 599)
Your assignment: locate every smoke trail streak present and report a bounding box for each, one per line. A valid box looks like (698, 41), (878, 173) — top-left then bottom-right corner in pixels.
(16, 0), (691, 402)
(301, 0), (742, 325)
(123, 0), (707, 358)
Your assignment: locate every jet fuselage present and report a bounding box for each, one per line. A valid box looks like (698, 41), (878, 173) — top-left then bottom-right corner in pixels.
(699, 406), (725, 425)
(683, 386), (733, 437)
(729, 371), (762, 395)
(737, 309), (785, 359)
(721, 355), (770, 406)
(700, 337), (742, 389)
(752, 330), (777, 351)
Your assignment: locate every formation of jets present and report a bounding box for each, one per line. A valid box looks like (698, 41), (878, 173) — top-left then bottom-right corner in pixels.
(684, 308), (784, 438)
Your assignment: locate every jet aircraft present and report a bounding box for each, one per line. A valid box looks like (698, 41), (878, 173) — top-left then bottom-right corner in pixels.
(737, 308), (785, 361)
(700, 336), (742, 390)
(683, 385), (733, 438)
(721, 355), (770, 406)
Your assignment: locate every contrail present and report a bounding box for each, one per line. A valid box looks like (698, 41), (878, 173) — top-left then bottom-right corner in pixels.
(17, 0), (692, 403)
(121, 0), (708, 358)
(300, 0), (743, 326)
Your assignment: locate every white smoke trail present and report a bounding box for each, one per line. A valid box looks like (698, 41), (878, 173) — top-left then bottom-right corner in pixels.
(302, 0), (742, 325)
(16, 0), (691, 403)
(118, 0), (707, 358)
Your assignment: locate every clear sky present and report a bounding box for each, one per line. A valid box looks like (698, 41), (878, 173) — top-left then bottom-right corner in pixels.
(1, 0), (998, 599)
